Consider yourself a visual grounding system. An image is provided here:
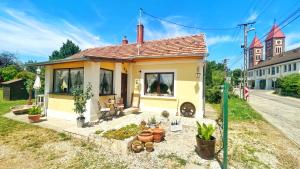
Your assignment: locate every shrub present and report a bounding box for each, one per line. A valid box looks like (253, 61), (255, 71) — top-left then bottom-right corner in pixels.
(277, 74), (300, 98)
(102, 124), (141, 140)
(205, 86), (222, 103)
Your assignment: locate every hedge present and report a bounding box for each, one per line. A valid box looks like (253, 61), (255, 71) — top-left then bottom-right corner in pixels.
(277, 73), (300, 98)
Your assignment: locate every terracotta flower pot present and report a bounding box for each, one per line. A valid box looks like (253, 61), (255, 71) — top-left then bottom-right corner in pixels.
(28, 114), (40, 123)
(131, 140), (144, 153)
(145, 142), (154, 152)
(138, 130), (153, 143)
(152, 127), (164, 143)
(196, 135), (216, 160)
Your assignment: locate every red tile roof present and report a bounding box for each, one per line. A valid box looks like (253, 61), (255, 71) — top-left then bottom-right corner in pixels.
(68, 34), (207, 60)
(249, 36), (263, 48)
(265, 24), (285, 41)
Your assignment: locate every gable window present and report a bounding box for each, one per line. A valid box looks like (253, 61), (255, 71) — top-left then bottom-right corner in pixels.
(100, 69), (113, 95)
(293, 63), (297, 71)
(276, 40), (282, 45)
(53, 68), (84, 94)
(144, 72), (174, 97)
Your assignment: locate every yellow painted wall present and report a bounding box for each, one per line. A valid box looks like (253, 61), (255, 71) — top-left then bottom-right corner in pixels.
(51, 61), (84, 69)
(131, 59), (202, 114)
(46, 59), (202, 115)
(48, 94), (75, 113)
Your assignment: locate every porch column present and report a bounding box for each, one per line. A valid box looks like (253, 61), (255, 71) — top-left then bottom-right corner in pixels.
(114, 63), (122, 98)
(44, 66), (53, 113)
(127, 63), (133, 107)
(84, 61), (100, 122)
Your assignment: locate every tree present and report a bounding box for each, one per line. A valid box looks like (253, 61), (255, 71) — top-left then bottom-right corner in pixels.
(231, 69), (242, 86)
(205, 61), (225, 103)
(49, 40), (80, 60)
(0, 65), (20, 82)
(0, 52), (17, 67)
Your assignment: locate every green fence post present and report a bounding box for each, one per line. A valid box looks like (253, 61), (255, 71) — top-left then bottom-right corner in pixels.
(223, 82), (228, 169)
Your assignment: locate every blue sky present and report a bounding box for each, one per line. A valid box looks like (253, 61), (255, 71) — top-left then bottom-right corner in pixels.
(0, 0), (300, 68)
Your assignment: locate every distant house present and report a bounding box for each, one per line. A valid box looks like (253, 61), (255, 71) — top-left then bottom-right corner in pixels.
(33, 21), (207, 122)
(1, 79), (28, 100)
(248, 24), (300, 89)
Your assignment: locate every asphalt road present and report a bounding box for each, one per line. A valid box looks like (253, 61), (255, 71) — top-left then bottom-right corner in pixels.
(248, 90), (300, 147)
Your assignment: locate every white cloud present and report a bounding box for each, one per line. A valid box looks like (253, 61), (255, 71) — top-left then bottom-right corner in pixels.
(143, 16), (194, 40)
(246, 12), (258, 22)
(285, 32), (300, 50)
(0, 8), (109, 59)
(206, 35), (235, 46)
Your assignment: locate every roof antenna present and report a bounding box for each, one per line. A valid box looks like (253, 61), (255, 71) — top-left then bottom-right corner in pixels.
(139, 8), (143, 25)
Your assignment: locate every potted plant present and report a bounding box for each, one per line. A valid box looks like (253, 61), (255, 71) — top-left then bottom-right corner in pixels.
(148, 116), (157, 128)
(196, 122), (216, 160)
(28, 106), (42, 122)
(72, 83), (93, 128)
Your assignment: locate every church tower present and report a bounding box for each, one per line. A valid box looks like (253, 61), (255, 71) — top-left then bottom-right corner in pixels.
(265, 24), (285, 60)
(249, 35), (263, 68)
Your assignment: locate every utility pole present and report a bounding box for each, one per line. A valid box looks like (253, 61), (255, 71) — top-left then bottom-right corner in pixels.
(223, 58), (229, 79)
(238, 22), (255, 100)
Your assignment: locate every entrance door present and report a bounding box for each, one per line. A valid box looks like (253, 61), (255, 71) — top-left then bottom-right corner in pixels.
(121, 73), (128, 107)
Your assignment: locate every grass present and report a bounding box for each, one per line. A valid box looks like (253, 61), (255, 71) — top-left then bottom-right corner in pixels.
(102, 124), (142, 140)
(228, 96), (264, 121)
(158, 153), (187, 168)
(210, 95), (264, 121)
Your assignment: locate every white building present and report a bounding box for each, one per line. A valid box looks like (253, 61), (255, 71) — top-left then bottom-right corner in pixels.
(247, 24), (300, 90)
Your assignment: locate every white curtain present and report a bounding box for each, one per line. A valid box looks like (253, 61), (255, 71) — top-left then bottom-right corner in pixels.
(146, 74), (157, 93)
(160, 74), (173, 96)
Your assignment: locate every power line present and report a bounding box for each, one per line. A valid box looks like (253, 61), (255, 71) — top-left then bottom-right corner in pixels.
(259, 8), (300, 41)
(140, 8), (238, 31)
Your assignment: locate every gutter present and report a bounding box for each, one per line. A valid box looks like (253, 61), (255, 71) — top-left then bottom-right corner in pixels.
(27, 53), (206, 66)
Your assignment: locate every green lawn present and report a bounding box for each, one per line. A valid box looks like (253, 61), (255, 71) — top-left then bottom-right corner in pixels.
(0, 88), (27, 116)
(211, 95), (264, 121)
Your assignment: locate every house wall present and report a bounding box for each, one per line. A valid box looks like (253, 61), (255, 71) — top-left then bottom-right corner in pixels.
(131, 59), (204, 118)
(44, 58), (204, 121)
(248, 59), (300, 89)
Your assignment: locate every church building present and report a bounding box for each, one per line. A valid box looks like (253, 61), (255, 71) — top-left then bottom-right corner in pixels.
(247, 24), (300, 90)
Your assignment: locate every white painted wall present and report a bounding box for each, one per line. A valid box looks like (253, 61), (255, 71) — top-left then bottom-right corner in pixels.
(248, 59), (300, 90)
(83, 61), (100, 122)
(114, 63), (122, 98)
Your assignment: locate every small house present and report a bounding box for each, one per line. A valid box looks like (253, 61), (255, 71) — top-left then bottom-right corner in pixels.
(1, 79), (28, 100)
(33, 22), (208, 122)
